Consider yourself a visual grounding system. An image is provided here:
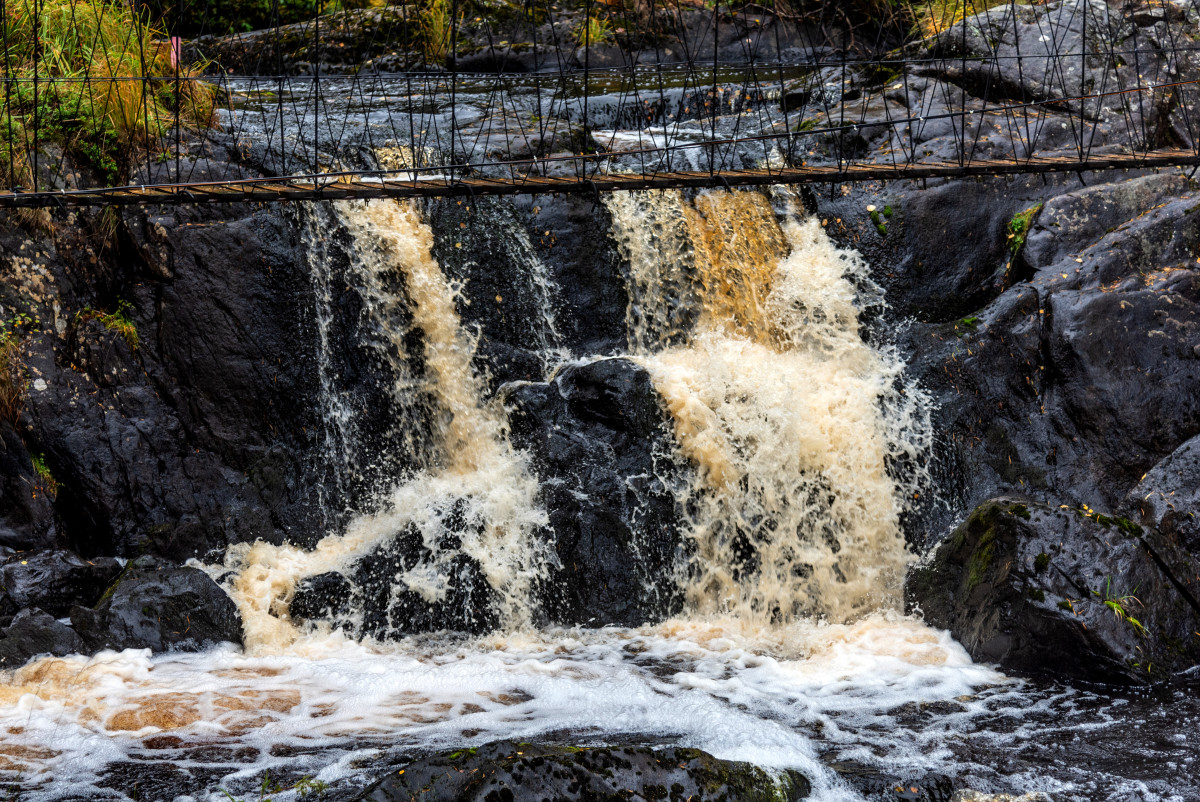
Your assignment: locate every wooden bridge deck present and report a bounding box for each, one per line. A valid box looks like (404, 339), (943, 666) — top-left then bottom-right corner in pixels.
(3, 150), (1198, 207)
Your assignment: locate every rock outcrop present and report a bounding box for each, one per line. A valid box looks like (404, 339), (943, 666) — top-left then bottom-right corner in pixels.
(356, 742), (811, 802)
(906, 499), (1200, 684)
(502, 357), (688, 627)
(71, 556), (243, 653)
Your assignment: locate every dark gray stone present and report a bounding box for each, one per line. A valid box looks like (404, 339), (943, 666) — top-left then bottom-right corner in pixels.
(0, 608), (86, 667)
(356, 741), (810, 802)
(71, 556), (242, 653)
(501, 357), (688, 627)
(0, 549), (122, 617)
(906, 498), (1200, 684)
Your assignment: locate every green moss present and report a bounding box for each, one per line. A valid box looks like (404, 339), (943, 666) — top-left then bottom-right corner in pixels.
(1009, 503), (1031, 520)
(1033, 552), (1049, 573)
(1027, 587), (1045, 602)
(1007, 203), (1044, 256)
(1057, 599), (1075, 612)
(967, 528), (997, 590)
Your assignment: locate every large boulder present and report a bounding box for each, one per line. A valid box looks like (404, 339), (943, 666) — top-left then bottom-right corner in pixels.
(906, 498), (1200, 684)
(71, 556), (243, 653)
(0, 549), (122, 618)
(501, 358), (688, 627)
(0, 609), (86, 667)
(356, 742), (811, 802)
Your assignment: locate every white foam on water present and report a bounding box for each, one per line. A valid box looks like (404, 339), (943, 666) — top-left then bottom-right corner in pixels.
(0, 614), (1006, 801)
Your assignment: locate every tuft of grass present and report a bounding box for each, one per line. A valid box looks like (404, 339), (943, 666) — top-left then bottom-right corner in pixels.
(1094, 577), (1148, 637)
(78, 299), (139, 349)
(0, 0), (216, 190)
(0, 332), (25, 424)
(574, 13), (613, 48)
(418, 0), (458, 64)
(30, 452), (59, 497)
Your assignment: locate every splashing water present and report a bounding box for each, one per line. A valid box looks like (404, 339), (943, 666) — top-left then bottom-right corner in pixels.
(224, 198), (550, 653)
(605, 189), (931, 624)
(0, 190), (1029, 802)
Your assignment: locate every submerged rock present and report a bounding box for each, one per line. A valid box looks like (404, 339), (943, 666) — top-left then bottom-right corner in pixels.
(357, 741), (811, 802)
(501, 357), (688, 627)
(71, 556), (242, 653)
(906, 499), (1200, 684)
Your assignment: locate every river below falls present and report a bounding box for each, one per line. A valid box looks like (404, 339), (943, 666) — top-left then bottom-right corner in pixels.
(1, 614), (1197, 801)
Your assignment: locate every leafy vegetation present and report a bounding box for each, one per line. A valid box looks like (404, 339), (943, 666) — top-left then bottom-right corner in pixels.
(574, 12), (613, 47)
(419, 0), (459, 62)
(0, 0), (216, 190)
(77, 299), (139, 349)
(1095, 577), (1148, 637)
(1007, 202), (1043, 256)
(30, 452), (59, 498)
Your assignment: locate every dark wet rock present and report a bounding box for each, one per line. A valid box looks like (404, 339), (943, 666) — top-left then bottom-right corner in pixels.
(827, 760), (954, 802)
(1126, 433), (1200, 557)
(501, 357), (688, 627)
(357, 741), (811, 802)
(0, 549), (122, 617)
(0, 609), (86, 667)
(906, 498), (1200, 684)
(2, 146), (327, 562)
(900, 237), (1200, 543)
(289, 571), (353, 622)
(290, 509), (501, 638)
(71, 556), (242, 653)
(0, 421), (58, 551)
(1022, 174), (1190, 271)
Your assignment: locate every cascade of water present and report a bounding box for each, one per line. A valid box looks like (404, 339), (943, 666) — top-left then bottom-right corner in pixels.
(223, 199), (550, 652)
(605, 188), (931, 624)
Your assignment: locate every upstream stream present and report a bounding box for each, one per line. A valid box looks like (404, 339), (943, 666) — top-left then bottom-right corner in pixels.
(2, 73), (1199, 801)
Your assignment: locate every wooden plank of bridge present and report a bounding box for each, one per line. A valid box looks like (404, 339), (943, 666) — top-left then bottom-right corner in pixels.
(2, 150), (1198, 207)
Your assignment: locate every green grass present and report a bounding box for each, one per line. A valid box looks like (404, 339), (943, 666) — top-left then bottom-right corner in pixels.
(30, 452), (59, 498)
(419, 0), (459, 63)
(574, 13), (613, 48)
(0, 0), (216, 190)
(77, 299), (139, 349)
(0, 332), (24, 424)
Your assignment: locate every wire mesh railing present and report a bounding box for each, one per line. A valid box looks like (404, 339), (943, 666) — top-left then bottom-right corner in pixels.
(2, 0), (1200, 206)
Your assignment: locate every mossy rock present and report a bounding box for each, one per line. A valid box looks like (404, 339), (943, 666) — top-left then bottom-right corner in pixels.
(906, 497), (1200, 684)
(357, 741), (810, 801)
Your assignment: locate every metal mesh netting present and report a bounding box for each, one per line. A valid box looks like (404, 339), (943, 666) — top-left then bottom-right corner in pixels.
(2, 0), (1200, 205)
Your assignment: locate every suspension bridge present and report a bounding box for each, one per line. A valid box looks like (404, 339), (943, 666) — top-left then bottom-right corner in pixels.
(2, 0), (1199, 208)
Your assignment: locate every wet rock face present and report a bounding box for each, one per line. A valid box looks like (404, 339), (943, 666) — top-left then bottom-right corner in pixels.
(906, 499), (1200, 684)
(0, 549), (122, 618)
(502, 357), (689, 627)
(0, 149), (326, 565)
(290, 500), (501, 638)
(0, 609), (86, 667)
(357, 741), (811, 802)
(71, 556), (243, 653)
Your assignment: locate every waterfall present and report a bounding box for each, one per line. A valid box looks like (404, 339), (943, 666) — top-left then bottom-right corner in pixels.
(605, 189), (931, 623)
(223, 199), (550, 652)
